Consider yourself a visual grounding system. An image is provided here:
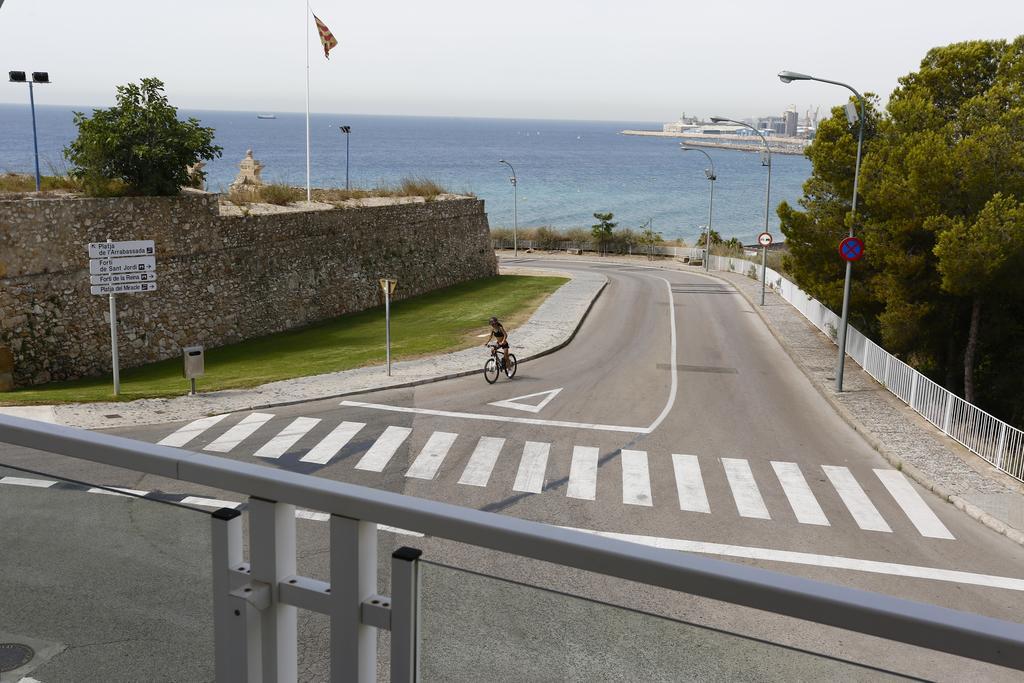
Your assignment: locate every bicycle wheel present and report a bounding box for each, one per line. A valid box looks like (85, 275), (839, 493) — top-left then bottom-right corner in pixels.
(483, 358), (499, 384)
(505, 354), (517, 378)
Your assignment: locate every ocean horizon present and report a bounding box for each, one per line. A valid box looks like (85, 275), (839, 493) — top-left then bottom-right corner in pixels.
(0, 103), (811, 244)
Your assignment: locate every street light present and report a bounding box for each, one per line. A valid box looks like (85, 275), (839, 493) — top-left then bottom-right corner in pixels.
(681, 146), (715, 271)
(498, 159), (518, 258)
(339, 125), (351, 190)
(711, 116), (773, 306)
(779, 69), (866, 392)
(8, 70), (50, 192)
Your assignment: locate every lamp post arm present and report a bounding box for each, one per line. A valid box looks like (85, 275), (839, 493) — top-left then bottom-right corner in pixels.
(807, 77), (865, 235)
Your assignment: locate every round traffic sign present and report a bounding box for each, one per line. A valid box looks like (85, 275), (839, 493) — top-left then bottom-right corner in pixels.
(758, 232), (773, 247)
(839, 236), (865, 262)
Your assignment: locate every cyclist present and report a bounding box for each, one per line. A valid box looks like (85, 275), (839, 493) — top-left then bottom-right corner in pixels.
(485, 316), (511, 369)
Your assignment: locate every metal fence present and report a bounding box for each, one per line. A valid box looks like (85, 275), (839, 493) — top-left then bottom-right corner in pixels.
(492, 239), (704, 259)
(1, 413), (1023, 681)
(708, 255), (1024, 484)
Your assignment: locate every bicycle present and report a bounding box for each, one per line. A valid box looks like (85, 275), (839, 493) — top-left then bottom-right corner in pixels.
(484, 343), (517, 384)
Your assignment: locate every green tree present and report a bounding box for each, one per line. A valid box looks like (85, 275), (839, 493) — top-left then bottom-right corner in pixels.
(64, 77), (222, 196)
(638, 223), (664, 259)
(694, 228), (722, 251)
(591, 212), (616, 254)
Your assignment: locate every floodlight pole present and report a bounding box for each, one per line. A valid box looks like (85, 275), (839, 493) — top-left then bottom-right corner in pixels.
(9, 71), (48, 192)
(681, 146), (715, 271)
(779, 71), (866, 392)
(712, 117), (772, 305)
(499, 159), (518, 257)
(340, 125), (351, 190)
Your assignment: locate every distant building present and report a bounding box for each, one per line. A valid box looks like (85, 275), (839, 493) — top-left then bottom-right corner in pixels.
(663, 112), (701, 133)
(784, 109), (799, 137)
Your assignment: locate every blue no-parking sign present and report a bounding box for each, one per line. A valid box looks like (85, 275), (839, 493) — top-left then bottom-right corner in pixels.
(839, 236), (865, 262)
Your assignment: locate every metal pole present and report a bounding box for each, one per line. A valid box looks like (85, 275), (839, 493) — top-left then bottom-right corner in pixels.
(682, 147), (715, 272)
(345, 129), (350, 190)
(106, 238), (120, 396)
(28, 80), (41, 192)
(390, 547), (422, 682)
(305, 0), (312, 202)
(385, 286), (391, 376)
(499, 160), (517, 258)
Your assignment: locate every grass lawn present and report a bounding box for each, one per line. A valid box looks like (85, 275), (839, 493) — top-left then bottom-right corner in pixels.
(0, 275), (567, 405)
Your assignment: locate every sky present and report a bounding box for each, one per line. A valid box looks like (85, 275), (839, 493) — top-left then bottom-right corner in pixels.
(1, 0), (1023, 122)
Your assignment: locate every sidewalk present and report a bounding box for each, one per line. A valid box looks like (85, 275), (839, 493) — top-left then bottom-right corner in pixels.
(506, 250), (1024, 547)
(0, 265), (606, 431)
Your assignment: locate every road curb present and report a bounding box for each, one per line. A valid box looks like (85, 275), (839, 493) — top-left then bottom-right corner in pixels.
(705, 269), (1024, 550)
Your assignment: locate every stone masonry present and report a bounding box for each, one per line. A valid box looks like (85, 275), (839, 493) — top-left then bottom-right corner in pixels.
(0, 193), (497, 388)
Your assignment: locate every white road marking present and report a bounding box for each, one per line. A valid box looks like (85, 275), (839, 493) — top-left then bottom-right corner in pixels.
(300, 421), (365, 464)
(513, 441), (550, 493)
(488, 387), (564, 414)
(157, 413), (229, 447)
(567, 446), (599, 500)
(181, 496), (242, 509)
(722, 458), (771, 519)
(354, 426), (412, 472)
(771, 461), (830, 526)
(406, 431), (459, 480)
(253, 417), (321, 459)
(339, 400), (646, 433)
(645, 277), (679, 433)
(875, 469), (955, 540)
(87, 487), (148, 497)
(823, 466), (892, 533)
(291, 509), (424, 536)
(458, 437), (506, 487)
(621, 449), (653, 506)
(671, 454), (710, 513)
(204, 413), (274, 453)
(0, 476), (57, 488)
(564, 526), (1024, 591)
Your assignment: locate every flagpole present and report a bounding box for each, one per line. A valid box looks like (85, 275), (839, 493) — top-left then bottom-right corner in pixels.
(305, 0), (312, 202)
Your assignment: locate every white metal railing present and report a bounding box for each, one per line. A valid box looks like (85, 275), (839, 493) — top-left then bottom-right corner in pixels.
(491, 238), (704, 259)
(1, 413), (1023, 681)
(708, 255), (1024, 483)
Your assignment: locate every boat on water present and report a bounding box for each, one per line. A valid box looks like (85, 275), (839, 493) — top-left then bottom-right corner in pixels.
(256, 114), (277, 119)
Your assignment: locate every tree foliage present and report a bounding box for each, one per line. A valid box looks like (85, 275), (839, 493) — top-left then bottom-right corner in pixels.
(780, 36), (1024, 424)
(64, 78), (222, 196)
(591, 212), (617, 252)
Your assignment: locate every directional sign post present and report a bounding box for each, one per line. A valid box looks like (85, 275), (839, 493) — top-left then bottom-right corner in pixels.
(757, 232), (773, 306)
(380, 279), (398, 376)
(87, 239), (158, 396)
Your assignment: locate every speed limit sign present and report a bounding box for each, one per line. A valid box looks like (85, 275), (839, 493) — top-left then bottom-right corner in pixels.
(758, 232), (773, 247)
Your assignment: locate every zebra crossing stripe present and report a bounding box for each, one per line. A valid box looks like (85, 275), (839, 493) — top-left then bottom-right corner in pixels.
(567, 446), (599, 500)
(0, 476), (57, 488)
(513, 441), (550, 493)
(406, 432), (459, 480)
(823, 466), (891, 533)
(300, 421), (365, 464)
(458, 437), (505, 487)
(671, 454), (710, 513)
(722, 458), (771, 519)
(180, 495), (243, 509)
(354, 426), (412, 472)
(204, 413), (275, 453)
(874, 470), (954, 540)
(621, 450), (653, 506)
(157, 413), (229, 447)
(771, 461), (830, 526)
(253, 417), (321, 459)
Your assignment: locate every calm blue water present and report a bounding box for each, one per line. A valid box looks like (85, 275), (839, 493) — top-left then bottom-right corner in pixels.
(0, 103), (810, 244)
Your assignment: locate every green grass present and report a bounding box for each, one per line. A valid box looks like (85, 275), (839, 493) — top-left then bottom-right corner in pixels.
(0, 275), (566, 405)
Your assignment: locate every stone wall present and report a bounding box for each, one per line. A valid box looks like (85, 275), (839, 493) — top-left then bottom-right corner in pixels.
(0, 194), (496, 388)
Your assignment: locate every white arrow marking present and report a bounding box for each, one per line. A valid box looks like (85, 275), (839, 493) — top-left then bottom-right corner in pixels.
(488, 387), (564, 414)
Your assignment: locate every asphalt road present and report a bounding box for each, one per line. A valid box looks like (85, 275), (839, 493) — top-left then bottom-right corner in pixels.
(4, 257), (1024, 680)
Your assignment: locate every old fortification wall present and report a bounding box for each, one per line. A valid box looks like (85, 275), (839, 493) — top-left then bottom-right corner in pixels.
(0, 194), (496, 389)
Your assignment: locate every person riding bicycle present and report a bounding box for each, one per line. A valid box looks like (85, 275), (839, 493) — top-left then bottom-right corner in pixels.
(485, 316), (511, 368)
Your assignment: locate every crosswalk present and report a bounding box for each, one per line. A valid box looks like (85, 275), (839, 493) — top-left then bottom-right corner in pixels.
(157, 411), (956, 540)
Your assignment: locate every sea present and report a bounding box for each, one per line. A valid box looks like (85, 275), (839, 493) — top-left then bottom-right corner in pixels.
(0, 104), (811, 244)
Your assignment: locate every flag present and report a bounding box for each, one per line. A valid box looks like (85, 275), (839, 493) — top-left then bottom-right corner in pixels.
(313, 13), (338, 59)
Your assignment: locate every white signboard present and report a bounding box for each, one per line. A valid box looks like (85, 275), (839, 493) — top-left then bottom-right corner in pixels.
(88, 240), (155, 259)
(89, 272), (157, 286)
(758, 232), (773, 247)
(90, 282), (158, 296)
(88, 256), (156, 275)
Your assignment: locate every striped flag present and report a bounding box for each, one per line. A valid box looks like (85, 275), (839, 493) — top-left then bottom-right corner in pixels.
(313, 13), (338, 59)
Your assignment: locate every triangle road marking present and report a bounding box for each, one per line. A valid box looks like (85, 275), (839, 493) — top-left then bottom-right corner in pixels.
(488, 388), (564, 414)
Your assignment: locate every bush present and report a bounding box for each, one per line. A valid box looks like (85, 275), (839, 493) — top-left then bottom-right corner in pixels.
(64, 77), (222, 196)
(258, 183), (303, 205)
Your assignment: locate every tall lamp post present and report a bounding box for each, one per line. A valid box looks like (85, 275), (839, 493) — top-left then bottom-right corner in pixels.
(339, 125), (351, 190)
(681, 146), (715, 271)
(711, 116), (772, 305)
(498, 159), (518, 258)
(779, 70), (866, 392)
(8, 70), (50, 192)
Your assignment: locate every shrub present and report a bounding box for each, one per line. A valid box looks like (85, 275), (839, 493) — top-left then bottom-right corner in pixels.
(258, 183), (303, 205)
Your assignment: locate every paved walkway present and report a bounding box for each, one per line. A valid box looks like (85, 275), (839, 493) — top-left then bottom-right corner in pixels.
(0, 265), (605, 431)
(505, 251), (1024, 547)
